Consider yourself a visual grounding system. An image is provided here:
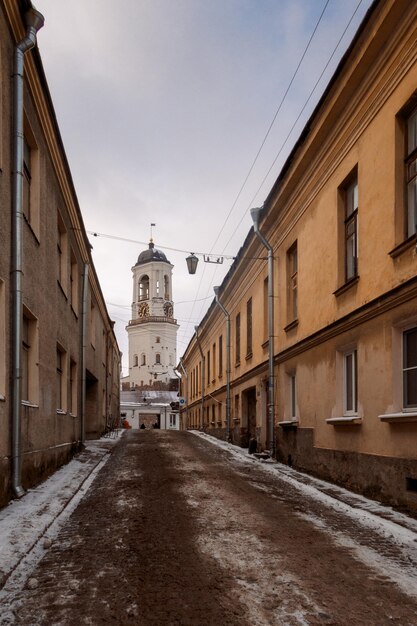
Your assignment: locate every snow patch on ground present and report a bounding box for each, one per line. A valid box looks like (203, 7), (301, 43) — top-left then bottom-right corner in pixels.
(192, 430), (417, 601)
(0, 434), (121, 598)
(177, 449), (324, 625)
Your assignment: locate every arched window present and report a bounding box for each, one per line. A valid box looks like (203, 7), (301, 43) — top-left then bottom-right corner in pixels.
(155, 353), (161, 364)
(139, 275), (149, 301)
(133, 355), (138, 367)
(164, 275), (170, 300)
(156, 280), (160, 296)
(141, 354), (146, 366)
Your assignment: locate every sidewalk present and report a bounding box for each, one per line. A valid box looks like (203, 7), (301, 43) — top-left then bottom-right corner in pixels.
(193, 430), (417, 534)
(0, 432), (123, 592)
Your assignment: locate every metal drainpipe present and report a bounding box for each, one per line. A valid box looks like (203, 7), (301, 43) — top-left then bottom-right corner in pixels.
(80, 263), (89, 444)
(194, 326), (205, 430)
(178, 359), (188, 429)
(213, 288), (231, 443)
(11, 7), (44, 498)
(251, 207), (275, 457)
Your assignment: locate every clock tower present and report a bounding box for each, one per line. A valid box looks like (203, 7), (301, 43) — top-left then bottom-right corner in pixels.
(126, 240), (179, 387)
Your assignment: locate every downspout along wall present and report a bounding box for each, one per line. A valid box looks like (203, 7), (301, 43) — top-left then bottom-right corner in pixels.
(11, 7), (44, 498)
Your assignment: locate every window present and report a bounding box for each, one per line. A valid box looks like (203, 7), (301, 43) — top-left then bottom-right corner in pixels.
(246, 298), (253, 357)
(22, 307), (38, 404)
(141, 354), (146, 366)
(289, 374), (296, 419)
(263, 277), (268, 342)
(139, 275), (149, 301)
(406, 108), (417, 237)
(212, 404), (216, 422)
(403, 328), (417, 408)
(56, 345), (67, 411)
(164, 275), (170, 299)
(287, 243), (298, 321)
(344, 176), (358, 281)
(22, 120), (40, 238)
(156, 280), (160, 296)
(344, 349), (357, 414)
(169, 413), (176, 428)
(235, 313), (241, 365)
(70, 250), (78, 314)
(218, 335), (223, 377)
(234, 394), (239, 420)
(212, 342), (216, 381)
(22, 316), (30, 402)
(57, 213), (68, 292)
(156, 336), (161, 343)
(134, 355), (138, 367)
(22, 137), (31, 223)
(207, 349), (211, 384)
(69, 359), (77, 415)
(155, 353), (161, 364)
(90, 301), (96, 347)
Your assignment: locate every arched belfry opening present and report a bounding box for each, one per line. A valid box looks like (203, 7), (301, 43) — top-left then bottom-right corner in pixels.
(139, 275), (149, 301)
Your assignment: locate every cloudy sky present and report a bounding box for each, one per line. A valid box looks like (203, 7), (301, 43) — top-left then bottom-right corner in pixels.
(35, 0), (373, 374)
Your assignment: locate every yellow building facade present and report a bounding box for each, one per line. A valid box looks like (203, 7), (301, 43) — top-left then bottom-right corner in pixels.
(180, 0), (417, 513)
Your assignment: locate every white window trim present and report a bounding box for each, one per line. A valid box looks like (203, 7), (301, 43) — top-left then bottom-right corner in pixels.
(343, 348), (358, 416)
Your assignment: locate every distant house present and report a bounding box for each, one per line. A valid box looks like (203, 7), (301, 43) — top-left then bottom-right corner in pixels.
(121, 390), (181, 430)
(0, 0), (121, 508)
(179, 0), (417, 514)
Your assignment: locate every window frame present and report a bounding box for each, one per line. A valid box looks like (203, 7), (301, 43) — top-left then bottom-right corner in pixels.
(343, 348), (358, 415)
(406, 106), (417, 238)
(246, 297), (253, 358)
(344, 176), (358, 282)
(21, 306), (39, 405)
(218, 335), (223, 378)
(235, 313), (241, 366)
(56, 344), (67, 412)
(287, 243), (298, 322)
(403, 327), (417, 409)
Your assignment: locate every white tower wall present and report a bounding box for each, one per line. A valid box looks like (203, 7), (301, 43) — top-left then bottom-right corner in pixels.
(126, 242), (178, 387)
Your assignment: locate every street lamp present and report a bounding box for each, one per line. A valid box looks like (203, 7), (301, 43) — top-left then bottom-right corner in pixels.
(213, 287), (231, 442)
(251, 206), (275, 457)
(186, 253), (199, 274)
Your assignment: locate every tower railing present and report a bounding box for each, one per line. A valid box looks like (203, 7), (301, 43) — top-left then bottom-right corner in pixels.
(128, 316), (178, 326)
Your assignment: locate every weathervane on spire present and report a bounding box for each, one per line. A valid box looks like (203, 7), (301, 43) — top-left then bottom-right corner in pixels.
(150, 223), (156, 243)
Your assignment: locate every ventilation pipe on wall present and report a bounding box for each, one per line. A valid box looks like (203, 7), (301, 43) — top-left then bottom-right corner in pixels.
(11, 6), (44, 498)
(251, 206), (275, 457)
(213, 287), (231, 442)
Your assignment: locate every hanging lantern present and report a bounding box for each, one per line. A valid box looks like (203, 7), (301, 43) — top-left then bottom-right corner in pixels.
(186, 253), (199, 275)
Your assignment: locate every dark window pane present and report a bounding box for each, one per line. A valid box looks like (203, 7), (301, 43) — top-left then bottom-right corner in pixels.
(405, 329), (417, 368)
(404, 369), (417, 407)
(345, 353), (353, 411)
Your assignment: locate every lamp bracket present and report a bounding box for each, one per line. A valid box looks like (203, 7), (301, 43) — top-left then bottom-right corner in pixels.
(203, 255), (224, 264)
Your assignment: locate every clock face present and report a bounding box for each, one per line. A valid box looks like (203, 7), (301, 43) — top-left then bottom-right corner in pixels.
(138, 302), (149, 318)
(164, 302), (173, 318)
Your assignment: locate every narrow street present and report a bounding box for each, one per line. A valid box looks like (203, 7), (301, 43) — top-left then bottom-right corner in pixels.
(2, 430), (417, 626)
